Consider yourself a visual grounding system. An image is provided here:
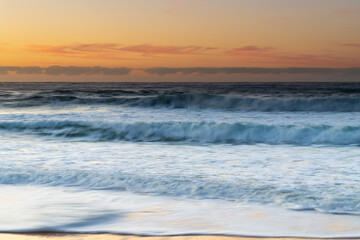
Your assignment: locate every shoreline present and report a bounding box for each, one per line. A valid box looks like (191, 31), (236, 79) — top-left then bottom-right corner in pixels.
(0, 233), (359, 240)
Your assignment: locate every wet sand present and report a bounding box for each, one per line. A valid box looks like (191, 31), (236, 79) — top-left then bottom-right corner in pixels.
(0, 234), (358, 240)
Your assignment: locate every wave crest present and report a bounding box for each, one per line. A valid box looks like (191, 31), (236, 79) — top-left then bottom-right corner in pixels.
(3, 92), (360, 112)
(1, 120), (360, 145)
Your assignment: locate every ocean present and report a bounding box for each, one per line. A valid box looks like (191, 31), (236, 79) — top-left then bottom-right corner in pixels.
(0, 82), (359, 237)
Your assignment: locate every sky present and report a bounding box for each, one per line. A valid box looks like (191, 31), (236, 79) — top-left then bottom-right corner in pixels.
(0, 0), (360, 82)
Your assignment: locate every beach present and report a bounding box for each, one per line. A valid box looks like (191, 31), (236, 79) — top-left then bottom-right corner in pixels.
(1, 234), (358, 240)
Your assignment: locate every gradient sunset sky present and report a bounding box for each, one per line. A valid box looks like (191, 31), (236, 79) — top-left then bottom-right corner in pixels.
(1, 0), (360, 81)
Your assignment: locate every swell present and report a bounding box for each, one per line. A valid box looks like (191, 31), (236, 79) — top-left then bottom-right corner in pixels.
(1, 120), (360, 145)
(2, 92), (360, 112)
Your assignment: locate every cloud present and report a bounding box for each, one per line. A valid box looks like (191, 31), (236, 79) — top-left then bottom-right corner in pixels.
(226, 45), (353, 66)
(27, 44), (132, 60)
(28, 43), (216, 58)
(143, 67), (360, 76)
(2, 66), (360, 77)
(119, 45), (215, 56)
(0, 66), (131, 76)
(29, 43), (120, 55)
(228, 46), (275, 54)
(0, 66), (43, 75)
(339, 43), (360, 49)
(27, 43), (357, 67)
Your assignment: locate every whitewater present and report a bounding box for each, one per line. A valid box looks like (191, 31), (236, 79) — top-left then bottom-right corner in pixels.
(0, 82), (360, 237)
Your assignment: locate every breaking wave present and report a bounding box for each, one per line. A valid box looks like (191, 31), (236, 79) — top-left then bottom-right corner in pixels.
(1, 166), (360, 216)
(2, 92), (360, 111)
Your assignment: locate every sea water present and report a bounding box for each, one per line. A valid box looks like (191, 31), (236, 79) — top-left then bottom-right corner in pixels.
(0, 82), (359, 237)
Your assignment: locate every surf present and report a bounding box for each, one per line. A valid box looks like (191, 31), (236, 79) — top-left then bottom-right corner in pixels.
(1, 120), (360, 145)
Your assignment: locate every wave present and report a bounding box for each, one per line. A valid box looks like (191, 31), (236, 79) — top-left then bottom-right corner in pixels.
(2, 92), (360, 111)
(127, 94), (360, 112)
(1, 167), (360, 216)
(1, 120), (360, 145)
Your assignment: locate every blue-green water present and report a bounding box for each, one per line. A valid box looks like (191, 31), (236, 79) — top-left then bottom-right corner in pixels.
(0, 82), (359, 237)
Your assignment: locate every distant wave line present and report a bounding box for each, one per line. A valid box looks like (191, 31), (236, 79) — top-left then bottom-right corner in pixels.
(2, 92), (360, 112)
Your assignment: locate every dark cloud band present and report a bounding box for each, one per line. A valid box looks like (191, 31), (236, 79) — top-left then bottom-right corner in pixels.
(0, 66), (131, 76)
(1, 66), (360, 76)
(143, 67), (360, 75)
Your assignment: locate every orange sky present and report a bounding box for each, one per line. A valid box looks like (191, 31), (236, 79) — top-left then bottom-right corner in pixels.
(0, 0), (360, 81)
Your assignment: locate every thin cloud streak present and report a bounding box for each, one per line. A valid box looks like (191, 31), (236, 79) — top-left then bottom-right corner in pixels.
(228, 46), (275, 53)
(339, 43), (360, 49)
(26, 43), (358, 67)
(226, 46), (353, 66)
(27, 43), (216, 58)
(119, 45), (216, 56)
